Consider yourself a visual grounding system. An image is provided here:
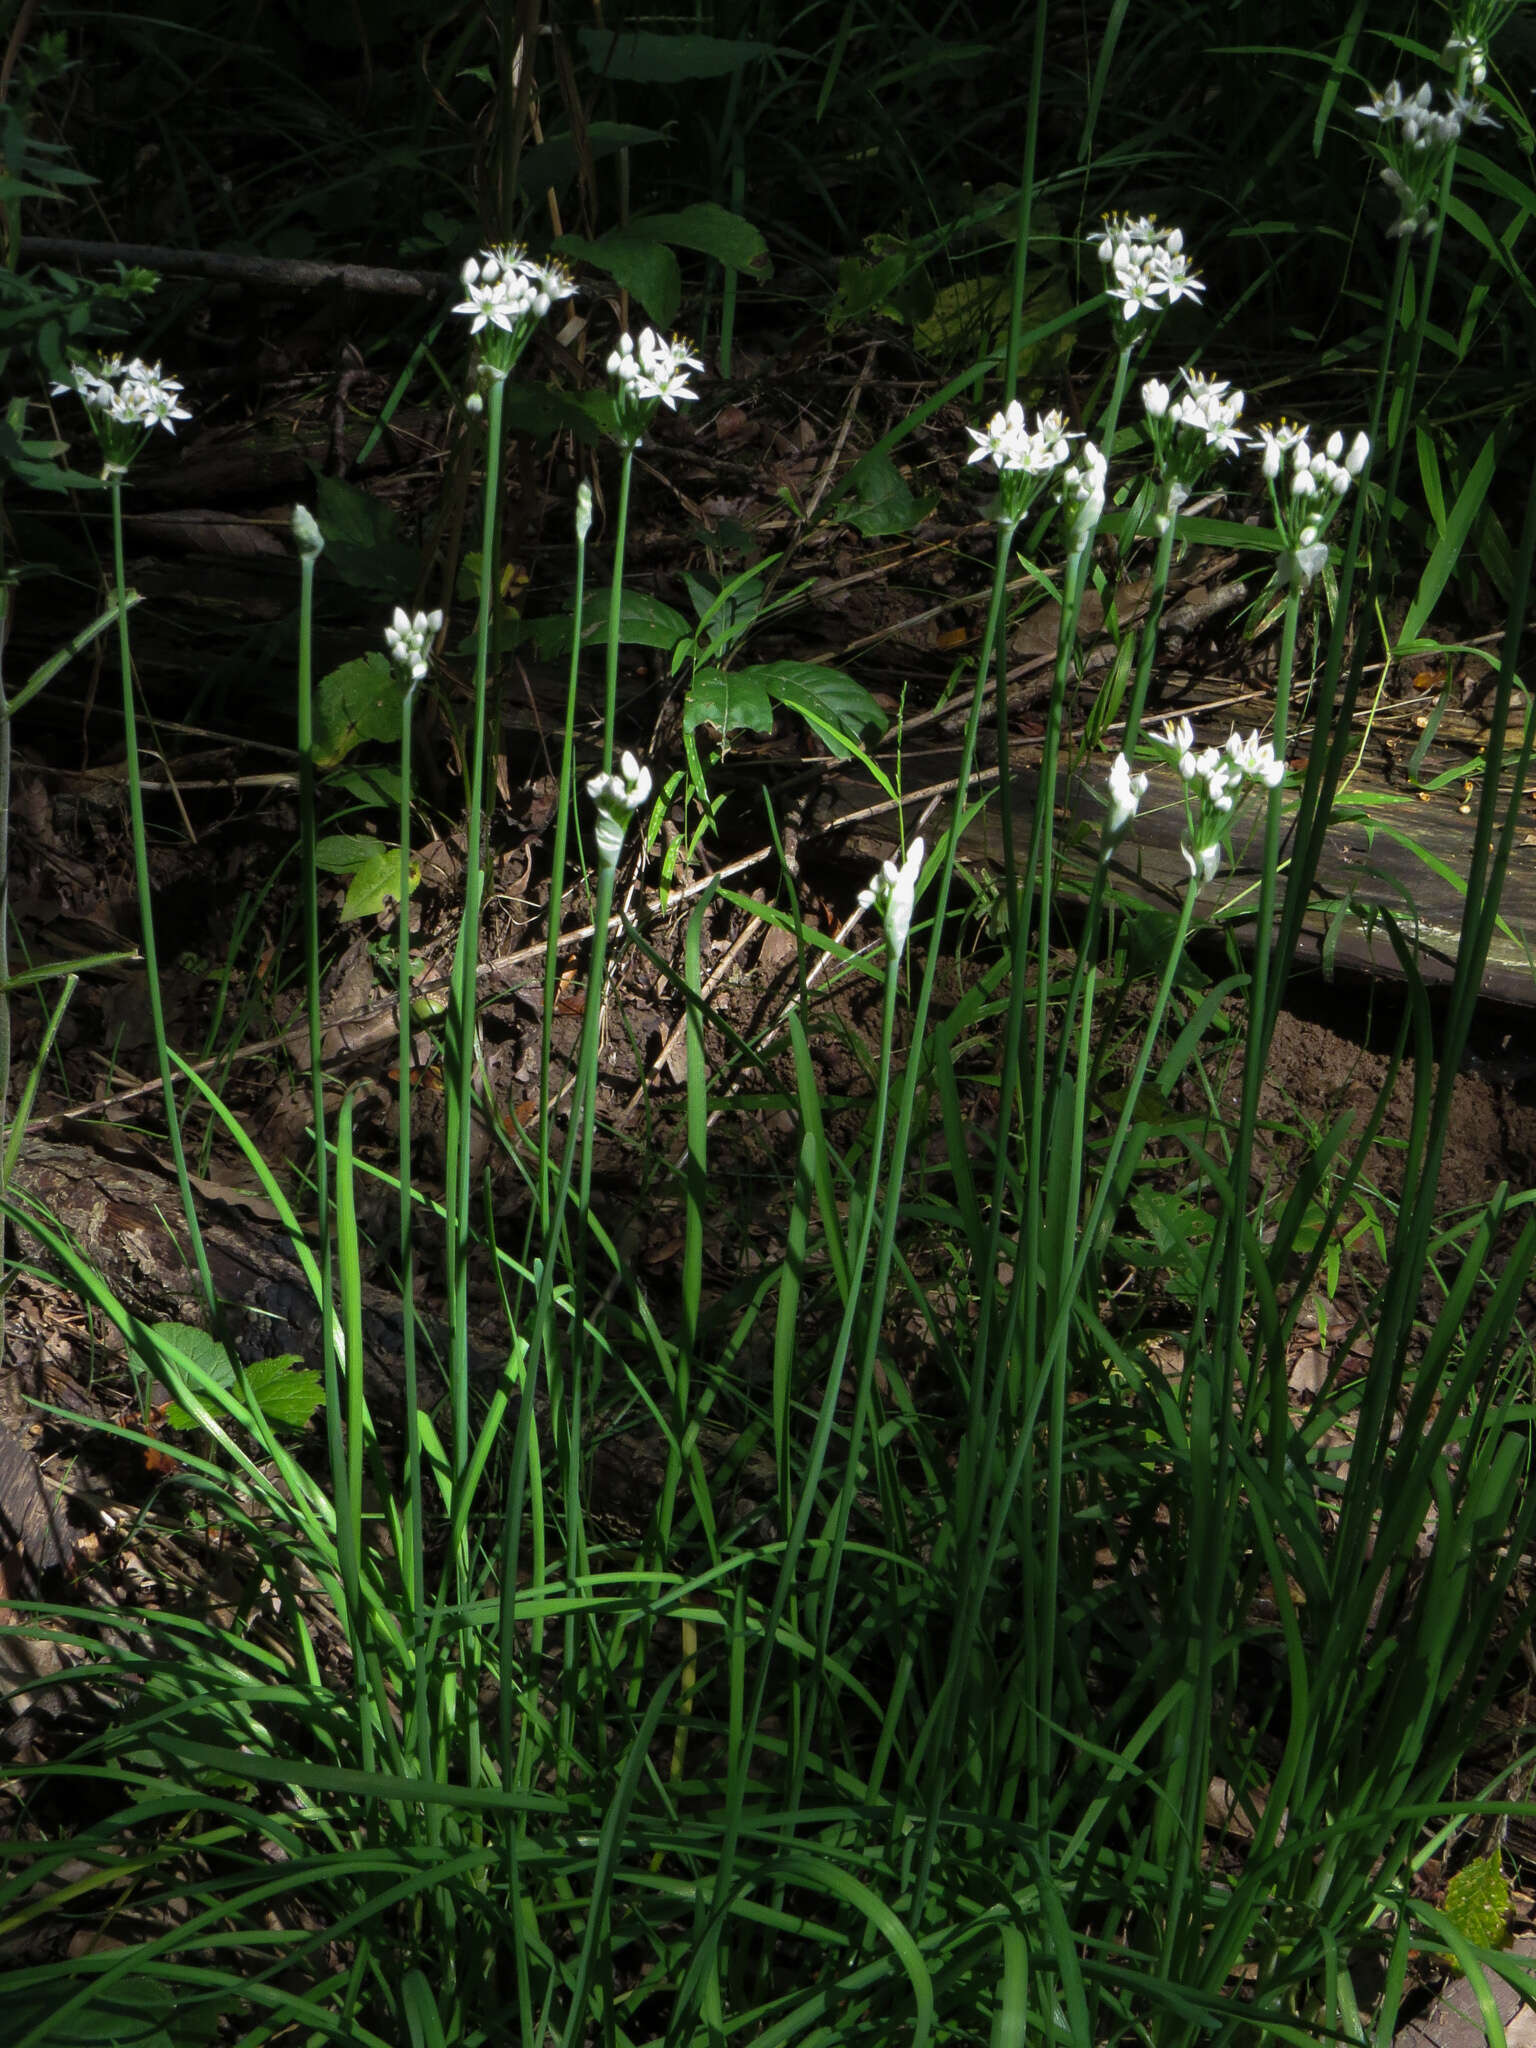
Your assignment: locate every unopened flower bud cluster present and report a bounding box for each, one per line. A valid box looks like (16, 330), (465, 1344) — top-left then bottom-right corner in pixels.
(1059, 441), (1108, 554)
(52, 353), (191, 478)
(384, 607), (444, 685)
(587, 749), (652, 871)
(1093, 214), (1205, 323)
(1355, 77), (1497, 238)
(858, 837), (925, 958)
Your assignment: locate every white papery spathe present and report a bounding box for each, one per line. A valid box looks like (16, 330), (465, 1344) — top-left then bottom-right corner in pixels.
(587, 750), (652, 871)
(1102, 754), (1149, 857)
(858, 836), (926, 958)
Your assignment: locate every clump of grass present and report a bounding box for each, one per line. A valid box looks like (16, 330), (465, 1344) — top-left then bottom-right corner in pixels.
(3, 12), (1536, 2048)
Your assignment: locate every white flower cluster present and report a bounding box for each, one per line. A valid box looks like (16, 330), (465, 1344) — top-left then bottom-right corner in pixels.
(1254, 420), (1369, 587)
(606, 328), (704, 448)
(1143, 370), (1245, 456)
(454, 246), (575, 335)
(384, 606), (444, 685)
(965, 400), (1075, 525)
(54, 354), (190, 430)
(586, 749), (652, 871)
(453, 244), (575, 391)
(1141, 368), (1247, 533)
(1093, 214), (1205, 323)
(1158, 718), (1286, 882)
(858, 836), (925, 959)
(965, 400), (1074, 477)
(608, 328), (703, 409)
(53, 353), (190, 477)
(1355, 79), (1497, 237)
(1101, 720), (1288, 881)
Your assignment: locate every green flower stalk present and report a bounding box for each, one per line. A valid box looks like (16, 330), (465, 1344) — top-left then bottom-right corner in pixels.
(597, 330), (704, 779)
(441, 250), (574, 1488)
(54, 352), (218, 1326)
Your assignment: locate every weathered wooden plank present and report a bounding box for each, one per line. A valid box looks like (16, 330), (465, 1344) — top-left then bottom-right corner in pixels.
(807, 728), (1536, 1004)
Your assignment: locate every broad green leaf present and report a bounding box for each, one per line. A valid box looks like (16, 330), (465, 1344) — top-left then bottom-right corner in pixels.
(746, 661), (887, 750)
(554, 229), (680, 326)
(579, 28), (773, 81)
(518, 122), (664, 196)
(686, 668), (775, 738)
(1444, 1857), (1511, 1954)
(313, 832), (383, 873)
(521, 589), (690, 658)
(158, 1327), (321, 1433)
(314, 652), (404, 766)
(312, 472), (419, 596)
(839, 447), (935, 537)
(633, 201), (771, 278)
(151, 1321), (230, 1387)
(332, 765), (403, 808)
(341, 846), (415, 921)
(500, 381), (601, 444)
(241, 1353), (323, 1429)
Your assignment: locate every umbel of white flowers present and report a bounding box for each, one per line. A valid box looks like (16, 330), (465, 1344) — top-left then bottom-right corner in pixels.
(52, 353), (191, 480)
(1092, 213), (1205, 323)
(1355, 77), (1497, 238)
(453, 244), (576, 395)
(858, 836), (925, 958)
(966, 400), (1074, 526)
(1255, 420), (1370, 587)
(587, 750), (652, 872)
(1141, 368), (1247, 533)
(1103, 720), (1287, 883)
(606, 328), (704, 450)
(384, 607), (444, 686)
